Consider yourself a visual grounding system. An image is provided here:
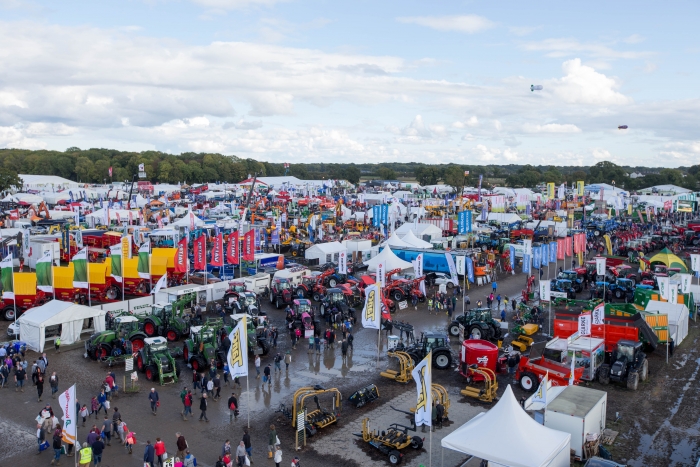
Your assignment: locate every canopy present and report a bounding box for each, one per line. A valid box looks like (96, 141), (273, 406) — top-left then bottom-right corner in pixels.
(364, 246), (412, 272)
(441, 385), (571, 467)
(401, 230), (433, 249)
(171, 211), (205, 227)
(395, 222), (442, 241)
(383, 232), (414, 249)
(18, 300), (106, 352)
(648, 248), (688, 273)
(646, 300), (689, 345)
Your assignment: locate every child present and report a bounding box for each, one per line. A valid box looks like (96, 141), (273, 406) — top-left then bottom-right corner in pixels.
(125, 430), (136, 454)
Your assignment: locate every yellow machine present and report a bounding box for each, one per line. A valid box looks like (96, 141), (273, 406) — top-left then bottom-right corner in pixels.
(410, 384), (450, 419)
(380, 351), (415, 384)
(510, 323), (539, 352)
(354, 407), (424, 465)
(292, 386), (342, 430)
(460, 365), (498, 403)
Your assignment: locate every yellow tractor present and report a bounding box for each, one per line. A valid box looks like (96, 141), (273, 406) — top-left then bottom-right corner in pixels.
(410, 384), (450, 419)
(380, 351), (415, 384)
(460, 364), (498, 403)
(291, 385), (342, 436)
(353, 407), (424, 465)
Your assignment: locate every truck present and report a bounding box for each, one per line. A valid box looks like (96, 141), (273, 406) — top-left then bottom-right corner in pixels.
(242, 272), (271, 295)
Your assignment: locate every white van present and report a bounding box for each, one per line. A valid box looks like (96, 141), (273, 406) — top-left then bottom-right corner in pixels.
(272, 266), (310, 288)
(243, 273), (271, 295)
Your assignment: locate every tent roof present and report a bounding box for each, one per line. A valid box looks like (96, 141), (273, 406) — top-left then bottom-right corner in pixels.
(648, 248), (688, 273)
(441, 385), (570, 467)
(383, 232), (414, 249)
(171, 212), (205, 227)
(395, 222), (442, 237)
(18, 300), (105, 327)
(401, 230), (433, 249)
(645, 300), (689, 320)
(364, 246), (412, 272)
(306, 241), (346, 254)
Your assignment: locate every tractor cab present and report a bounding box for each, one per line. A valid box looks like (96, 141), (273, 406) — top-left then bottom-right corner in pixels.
(228, 281), (247, 294)
(420, 332), (449, 354)
(115, 316), (141, 337)
(144, 336), (169, 355)
(272, 278), (292, 293)
(232, 292), (263, 316)
(293, 299), (312, 317)
(598, 339), (648, 390)
(151, 302), (172, 320)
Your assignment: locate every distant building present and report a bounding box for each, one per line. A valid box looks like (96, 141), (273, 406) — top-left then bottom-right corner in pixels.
(628, 172), (645, 179)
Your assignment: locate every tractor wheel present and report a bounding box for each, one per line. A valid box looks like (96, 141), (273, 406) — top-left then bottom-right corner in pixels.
(594, 230), (601, 237)
(3, 307), (15, 321)
(627, 371), (639, 390)
(433, 352), (452, 370)
(137, 354), (145, 372)
(408, 353), (421, 366)
(269, 293), (274, 304)
(259, 340), (270, 356)
(130, 337), (145, 352)
(96, 344), (112, 361)
(388, 449), (402, 465)
(448, 323), (461, 337)
(165, 328), (179, 342)
(295, 288), (306, 298)
(410, 436), (423, 450)
(105, 286), (121, 301)
(468, 324), (484, 340)
(145, 365), (157, 382)
(392, 290), (404, 302)
(640, 359), (649, 381)
(519, 371), (539, 392)
(276, 298), (282, 309)
(614, 289), (623, 299)
(291, 250), (298, 257)
(175, 362), (181, 378)
(192, 356), (206, 372)
(328, 278), (337, 287)
(598, 365), (610, 385)
(144, 321), (157, 337)
(183, 346), (189, 363)
(312, 293), (321, 302)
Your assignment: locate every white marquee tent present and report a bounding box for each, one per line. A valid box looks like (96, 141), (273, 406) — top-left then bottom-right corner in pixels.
(364, 246), (412, 272)
(395, 222), (442, 241)
(401, 230), (434, 249)
(383, 232), (414, 249)
(645, 300), (689, 345)
(441, 385), (571, 467)
(18, 300), (107, 352)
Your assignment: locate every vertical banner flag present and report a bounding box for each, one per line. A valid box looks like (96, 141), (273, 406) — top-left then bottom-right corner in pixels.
(137, 240), (151, 279)
(444, 253), (459, 285)
(415, 253), (424, 278)
(227, 231), (239, 265)
(578, 311), (591, 336)
(595, 257), (606, 276)
(458, 211), (467, 235)
(110, 244), (122, 282)
(411, 354), (432, 427)
(523, 239), (533, 256)
(509, 245), (516, 273)
(603, 235), (612, 256)
(152, 273), (167, 295)
(540, 280), (551, 302)
(466, 210), (472, 233)
(577, 181), (584, 197)
(533, 246), (541, 269)
(565, 237), (573, 257)
(549, 242), (557, 264)
(556, 238), (565, 260)
(679, 274), (691, 294)
(592, 302), (605, 325)
(59, 384), (77, 446)
(189, 211), (195, 231)
(381, 204), (388, 225)
(466, 257), (474, 283)
(227, 316), (249, 379)
(361, 284), (382, 329)
(547, 182), (555, 199)
(338, 251), (347, 274)
(210, 233), (224, 267)
(1, 254), (14, 299)
(372, 205), (380, 227)
(523, 254), (531, 274)
(532, 372), (548, 406)
(377, 262), (386, 288)
(541, 243), (549, 267)
(175, 238), (188, 273)
(37, 250), (54, 293)
(193, 235), (206, 270)
(72, 247), (88, 289)
(243, 230), (255, 261)
(455, 256), (466, 275)
(691, 254), (700, 273)
(669, 283), (679, 304)
(121, 235), (132, 260)
(658, 275), (670, 300)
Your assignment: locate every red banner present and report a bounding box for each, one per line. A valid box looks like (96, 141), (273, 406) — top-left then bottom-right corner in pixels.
(557, 238), (565, 260)
(573, 233), (581, 254)
(210, 233), (224, 267)
(242, 230), (255, 262)
(565, 236), (573, 257)
(174, 238), (188, 273)
(194, 235), (206, 270)
(227, 231), (239, 265)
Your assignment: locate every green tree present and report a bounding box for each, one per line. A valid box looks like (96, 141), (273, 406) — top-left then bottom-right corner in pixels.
(415, 166), (442, 186)
(443, 165), (466, 193)
(377, 167), (397, 180)
(0, 168), (21, 192)
(588, 161), (628, 185)
(343, 165), (361, 184)
(74, 157), (94, 182)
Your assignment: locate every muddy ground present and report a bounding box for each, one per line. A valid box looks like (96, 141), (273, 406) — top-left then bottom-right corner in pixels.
(0, 255), (698, 467)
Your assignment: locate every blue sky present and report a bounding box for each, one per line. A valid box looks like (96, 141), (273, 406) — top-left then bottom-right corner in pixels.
(0, 0), (698, 167)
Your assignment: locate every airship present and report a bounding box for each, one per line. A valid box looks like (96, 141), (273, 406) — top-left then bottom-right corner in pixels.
(530, 85), (543, 91)
(618, 125), (628, 130)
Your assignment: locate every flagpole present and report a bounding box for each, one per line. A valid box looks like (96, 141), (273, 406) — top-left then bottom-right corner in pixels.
(12, 253), (16, 329)
(429, 427), (432, 467)
(148, 241), (152, 294)
(88, 250), (92, 308)
(51, 249), (55, 300)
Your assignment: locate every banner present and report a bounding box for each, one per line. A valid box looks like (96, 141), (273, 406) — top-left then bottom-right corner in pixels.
(565, 237), (573, 257)
(444, 253), (459, 285)
(72, 247), (88, 289)
(509, 246), (516, 273)
(58, 384), (77, 446)
(242, 230), (255, 261)
(466, 257), (474, 283)
(455, 256), (465, 275)
(549, 242), (557, 263)
(415, 253), (424, 278)
(175, 238), (188, 273)
(210, 233), (224, 267)
(36, 250), (53, 293)
(522, 254), (531, 274)
(137, 240), (151, 279)
(121, 235), (132, 260)
(539, 280), (551, 302)
(152, 273), (167, 295)
(595, 257), (606, 276)
(338, 250), (347, 274)
(227, 316), (248, 379)
(227, 231), (239, 265)
(361, 284), (382, 329)
(532, 372), (548, 406)
(458, 211), (467, 235)
(658, 276), (670, 301)
(1, 254), (13, 299)
(691, 254), (700, 273)
(547, 182), (555, 199)
(577, 180), (584, 197)
(592, 303), (605, 325)
(377, 261), (386, 288)
(603, 235), (612, 256)
(679, 274), (691, 294)
(372, 205), (380, 227)
(411, 353), (432, 427)
(523, 239), (532, 256)
(533, 246), (541, 270)
(556, 238), (565, 260)
(108, 244), (122, 283)
(669, 283), (679, 304)
(193, 235), (206, 270)
(578, 312), (591, 336)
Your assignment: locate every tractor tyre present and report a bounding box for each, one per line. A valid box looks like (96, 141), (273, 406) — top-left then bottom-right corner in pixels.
(183, 346), (190, 363)
(291, 250), (298, 257)
(328, 278), (337, 288)
(312, 293), (321, 302)
(105, 286), (121, 301)
(640, 359), (649, 381)
(165, 327), (179, 342)
(276, 297), (282, 309)
(594, 230), (601, 237)
(130, 337), (145, 352)
(468, 324), (484, 340)
(295, 288), (306, 298)
(448, 322), (461, 337)
(598, 365), (610, 385)
(259, 340), (270, 356)
(269, 292), (274, 304)
(627, 371), (639, 390)
(137, 354), (145, 372)
(144, 320), (157, 337)
(96, 344), (112, 361)
(447, 282), (454, 289)
(175, 362), (182, 378)
(192, 356), (206, 372)
(408, 353), (421, 367)
(614, 289), (623, 299)
(433, 352), (452, 370)
(3, 307), (15, 321)
(410, 436), (423, 450)
(392, 290), (404, 302)
(519, 371), (539, 392)
(145, 365), (157, 382)
(388, 449), (402, 465)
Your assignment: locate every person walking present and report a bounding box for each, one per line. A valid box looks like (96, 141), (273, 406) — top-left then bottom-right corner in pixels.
(228, 392), (239, 422)
(183, 450), (197, 467)
(267, 424), (277, 459)
(179, 386), (188, 416)
(117, 419), (128, 445)
(273, 353), (282, 372)
(341, 339), (348, 362)
(222, 439), (232, 459)
(176, 432), (187, 460)
(235, 441), (247, 467)
(91, 437), (105, 467)
(199, 393), (209, 422)
(192, 371), (201, 393)
(148, 388), (159, 415)
(77, 441), (91, 467)
(242, 427), (252, 460)
(213, 374), (221, 400)
(37, 422), (46, 454)
(36, 371), (45, 402)
(51, 425), (63, 465)
(284, 351), (291, 371)
(101, 416), (112, 446)
(427, 297), (433, 314)
(154, 437), (166, 467)
(492, 280), (497, 293)
(183, 389), (193, 420)
(263, 364), (272, 386)
(500, 308), (506, 322)
(273, 445), (282, 467)
(496, 293), (501, 309)
(49, 372), (59, 398)
(14, 363), (26, 392)
(254, 355), (261, 379)
(54, 337), (61, 353)
(143, 440), (155, 466)
(111, 407), (121, 438)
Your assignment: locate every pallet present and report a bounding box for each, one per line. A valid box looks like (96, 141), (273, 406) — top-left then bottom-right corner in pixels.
(601, 429), (619, 445)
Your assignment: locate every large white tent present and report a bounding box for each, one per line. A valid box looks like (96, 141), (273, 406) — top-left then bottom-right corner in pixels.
(646, 300), (689, 345)
(383, 232), (414, 249)
(441, 385), (571, 467)
(171, 211), (205, 227)
(18, 300), (107, 352)
(401, 230), (433, 249)
(305, 241), (346, 264)
(364, 246), (412, 272)
(395, 222), (442, 241)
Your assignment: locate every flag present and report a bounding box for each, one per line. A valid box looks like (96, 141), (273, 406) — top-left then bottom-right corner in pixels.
(509, 246), (515, 274)
(691, 254), (700, 273)
(242, 230), (255, 262)
(532, 372), (548, 406)
(522, 254), (531, 274)
(595, 257), (606, 276)
(578, 311), (591, 336)
(338, 251), (347, 274)
(109, 244), (122, 283)
(377, 261), (386, 288)
(565, 237), (573, 257)
(36, 250), (53, 293)
(108, 166), (112, 177)
(227, 231), (239, 265)
(121, 235), (132, 259)
(72, 247), (88, 289)
(193, 235), (206, 270)
(657, 275), (670, 300)
(189, 211), (195, 231)
(415, 253), (424, 278)
(1, 254), (13, 299)
(210, 233), (224, 267)
(152, 273), (167, 295)
(227, 316), (248, 379)
(533, 246), (541, 269)
(679, 274), (692, 294)
(444, 253), (459, 285)
(58, 384), (77, 446)
(361, 284), (381, 329)
(175, 238), (188, 273)
(411, 353), (432, 427)
(539, 281), (551, 302)
(568, 352), (577, 385)
(592, 303), (605, 325)
(137, 240), (151, 279)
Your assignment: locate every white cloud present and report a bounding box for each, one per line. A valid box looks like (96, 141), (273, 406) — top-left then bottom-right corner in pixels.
(550, 58), (632, 106)
(642, 61), (658, 73)
(452, 116), (478, 128)
(522, 123), (582, 133)
(592, 148), (611, 160)
(521, 38), (651, 60)
(623, 34), (645, 44)
(0, 125), (47, 149)
(190, 0), (284, 10)
(396, 15), (495, 34)
(509, 26), (541, 36)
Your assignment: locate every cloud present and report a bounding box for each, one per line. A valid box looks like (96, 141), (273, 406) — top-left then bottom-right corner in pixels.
(521, 37), (651, 60)
(509, 26), (541, 36)
(623, 34), (645, 44)
(190, 0), (284, 10)
(592, 148), (611, 160)
(223, 119), (263, 130)
(396, 15), (495, 34)
(0, 125), (47, 149)
(642, 61), (658, 73)
(452, 116), (478, 128)
(522, 123), (582, 133)
(503, 136), (522, 147)
(550, 59), (632, 106)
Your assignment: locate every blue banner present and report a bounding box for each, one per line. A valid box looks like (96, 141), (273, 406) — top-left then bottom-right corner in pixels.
(533, 245), (541, 269)
(550, 242), (557, 263)
(523, 254), (531, 274)
(372, 205), (380, 227)
(526, 203), (531, 215)
(541, 243), (548, 266)
(466, 257), (474, 283)
(466, 210), (472, 232)
(271, 227), (279, 245)
(509, 245), (516, 272)
(381, 204), (388, 225)
(458, 211), (467, 235)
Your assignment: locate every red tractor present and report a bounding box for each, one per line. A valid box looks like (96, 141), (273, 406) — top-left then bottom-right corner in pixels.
(295, 269), (333, 302)
(269, 277), (295, 309)
(515, 341), (584, 392)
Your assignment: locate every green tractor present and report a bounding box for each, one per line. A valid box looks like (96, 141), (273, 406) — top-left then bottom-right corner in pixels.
(85, 316), (148, 360)
(136, 336), (181, 385)
(143, 300), (192, 342)
(183, 322), (228, 372)
(231, 313), (271, 357)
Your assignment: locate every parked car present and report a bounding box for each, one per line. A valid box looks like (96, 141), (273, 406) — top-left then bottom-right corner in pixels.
(7, 321), (19, 338)
(425, 272), (456, 289)
(189, 272), (222, 285)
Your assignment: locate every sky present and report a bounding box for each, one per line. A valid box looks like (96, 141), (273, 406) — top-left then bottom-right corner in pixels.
(0, 0), (699, 167)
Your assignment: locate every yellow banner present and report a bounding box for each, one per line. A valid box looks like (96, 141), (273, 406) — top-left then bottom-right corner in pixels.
(547, 183), (555, 200)
(576, 181), (584, 197)
(604, 234), (612, 256)
(627, 204), (633, 215)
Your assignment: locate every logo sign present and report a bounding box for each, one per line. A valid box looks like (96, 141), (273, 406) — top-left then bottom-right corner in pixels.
(691, 254), (700, 273)
(361, 284), (381, 329)
(458, 211), (467, 235)
(398, 300), (408, 310)
(377, 262), (386, 288)
(338, 251), (347, 275)
(595, 257), (606, 276)
(578, 312), (591, 336)
(227, 316), (248, 378)
(592, 303), (605, 325)
(476, 356), (488, 366)
(540, 281), (551, 302)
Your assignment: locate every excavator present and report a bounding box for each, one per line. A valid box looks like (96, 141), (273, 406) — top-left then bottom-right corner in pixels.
(27, 202), (51, 221)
